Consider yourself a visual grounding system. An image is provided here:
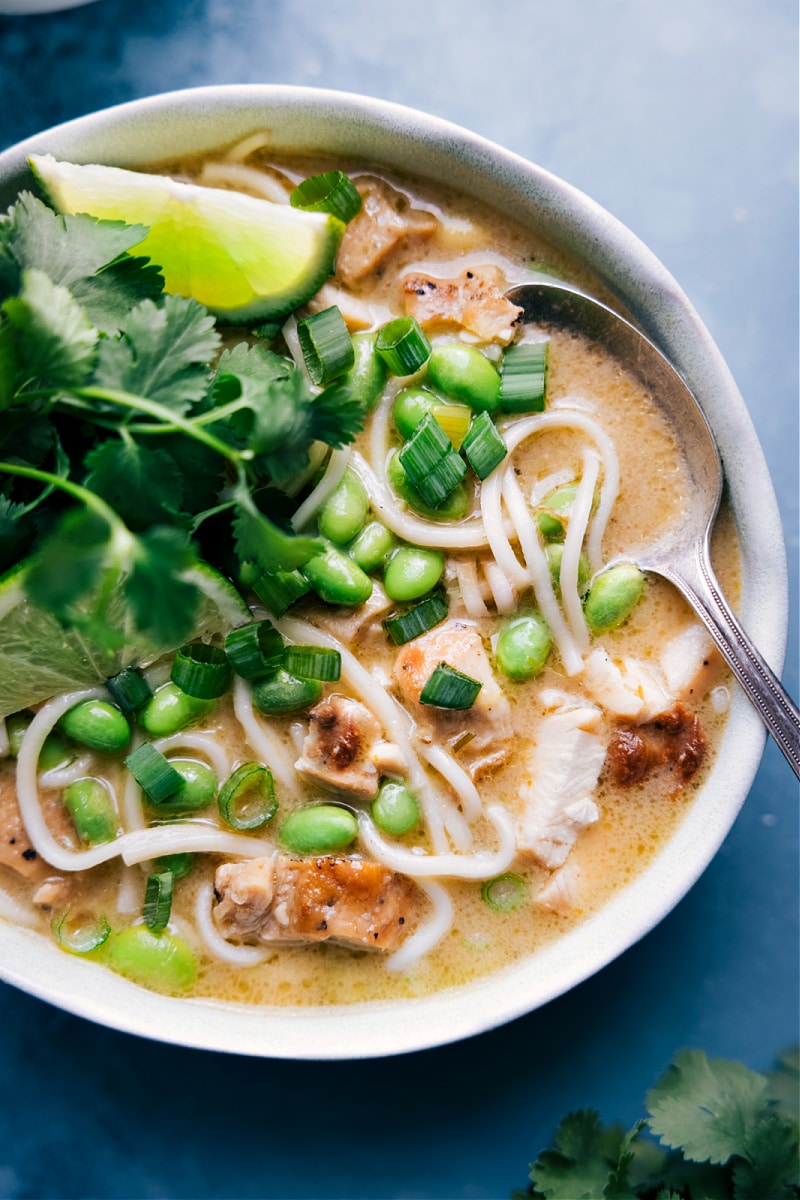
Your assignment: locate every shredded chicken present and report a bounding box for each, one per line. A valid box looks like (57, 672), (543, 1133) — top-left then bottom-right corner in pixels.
(536, 859), (584, 917)
(0, 764), (51, 881)
(402, 264), (522, 344)
(393, 620), (512, 779)
(335, 177), (438, 287)
(295, 693), (403, 800)
(213, 854), (417, 951)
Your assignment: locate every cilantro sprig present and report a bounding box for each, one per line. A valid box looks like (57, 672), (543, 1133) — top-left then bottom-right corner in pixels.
(515, 1047), (799, 1200)
(0, 191), (366, 651)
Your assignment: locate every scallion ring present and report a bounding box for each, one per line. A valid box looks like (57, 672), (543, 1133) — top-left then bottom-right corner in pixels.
(500, 341), (549, 413)
(225, 620), (284, 681)
(290, 171), (362, 223)
(297, 306), (354, 386)
(171, 643), (231, 700)
(124, 742), (183, 804)
(143, 871), (174, 931)
(462, 410), (508, 480)
(384, 590), (449, 646)
(51, 909), (110, 954)
(419, 662), (482, 710)
(218, 763), (278, 831)
(282, 645), (342, 682)
(375, 316), (431, 376)
(398, 412), (467, 508)
(480, 873), (530, 913)
(252, 568), (310, 617)
(106, 666), (152, 713)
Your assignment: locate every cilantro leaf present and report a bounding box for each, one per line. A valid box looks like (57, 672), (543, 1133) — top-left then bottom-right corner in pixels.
(93, 295), (220, 413)
(23, 507), (112, 627)
(308, 376), (368, 449)
(734, 1115), (800, 1200)
(529, 1110), (618, 1199)
(646, 1049), (771, 1166)
(70, 254), (164, 334)
(3, 268), (97, 390)
(83, 439), (185, 531)
(231, 479), (322, 574)
(124, 526), (201, 647)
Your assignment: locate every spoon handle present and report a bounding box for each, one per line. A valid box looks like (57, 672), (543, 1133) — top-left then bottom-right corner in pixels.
(657, 551), (800, 779)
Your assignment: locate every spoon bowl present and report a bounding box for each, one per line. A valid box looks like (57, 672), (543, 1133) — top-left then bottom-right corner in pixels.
(507, 281), (800, 777)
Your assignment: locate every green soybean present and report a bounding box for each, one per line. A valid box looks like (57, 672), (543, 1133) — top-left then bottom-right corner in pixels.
(387, 450), (470, 521)
(138, 683), (213, 738)
(349, 520), (396, 573)
(545, 544), (591, 596)
(7, 712), (73, 770)
(392, 386), (439, 438)
(384, 547), (444, 602)
(156, 759), (218, 812)
(252, 670), (323, 715)
(104, 925), (197, 993)
(59, 700), (130, 754)
(372, 781), (419, 836)
(536, 483), (578, 541)
(426, 345), (501, 413)
(583, 563), (646, 635)
(495, 615), (552, 680)
(63, 778), (118, 845)
(280, 804), (358, 854)
(303, 542), (373, 606)
(317, 469), (368, 545)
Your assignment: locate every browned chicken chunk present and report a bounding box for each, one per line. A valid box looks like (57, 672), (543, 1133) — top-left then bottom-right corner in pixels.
(0, 764), (48, 881)
(402, 265), (522, 343)
(393, 620), (512, 779)
(295, 693), (403, 800)
(607, 702), (708, 788)
(335, 177), (438, 287)
(213, 854), (417, 951)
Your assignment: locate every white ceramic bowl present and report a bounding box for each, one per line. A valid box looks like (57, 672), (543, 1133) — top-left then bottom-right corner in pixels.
(0, 86), (787, 1059)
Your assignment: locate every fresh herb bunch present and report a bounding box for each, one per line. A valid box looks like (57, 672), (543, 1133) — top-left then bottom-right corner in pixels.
(0, 191), (366, 651)
(514, 1047), (799, 1200)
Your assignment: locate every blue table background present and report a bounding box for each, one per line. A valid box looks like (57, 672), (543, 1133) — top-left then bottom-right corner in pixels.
(0, 3), (797, 1198)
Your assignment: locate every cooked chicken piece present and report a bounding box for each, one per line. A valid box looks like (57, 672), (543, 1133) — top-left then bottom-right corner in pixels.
(536, 859), (584, 917)
(607, 702), (707, 788)
(402, 265), (522, 344)
(516, 694), (605, 868)
(306, 283), (393, 331)
(295, 693), (403, 800)
(660, 624), (724, 703)
(581, 647), (672, 723)
(213, 854), (416, 951)
(0, 764), (49, 881)
(335, 177), (438, 288)
(313, 582), (394, 645)
(393, 620), (512, 779)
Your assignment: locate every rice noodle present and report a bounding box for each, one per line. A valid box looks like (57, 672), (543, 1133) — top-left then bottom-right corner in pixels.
(454, 560), (490, 619)
(232, 677), (299, 794)
(194, 882), (271, 966)
(416, 744), (482, 823)
(559, 448), (600, 652)
(385, 881), (453, 972)
(153, 732), (231, 782)
(120, 826), (272, 867)
(290, 445), (350, 531)
(197, 161), (291, 204)
(0, 719), (8, 758)
(38, 753), (94, 789)
(122, 757), (147, 833)
(502, 469), (584, 676)
(530, 468), (574, 505)
(483, 561), (516, 614)
(282, 440), (329, 499)
(357, 805), (516, 880)
(479, 471), (530, 587)
(116, 866), (143, 914)
(223, 130), (272, 162)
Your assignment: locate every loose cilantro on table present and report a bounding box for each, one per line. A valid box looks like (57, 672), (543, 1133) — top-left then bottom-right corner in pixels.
(0, 191), (367, 652)
(514, 1047), (799, 1200)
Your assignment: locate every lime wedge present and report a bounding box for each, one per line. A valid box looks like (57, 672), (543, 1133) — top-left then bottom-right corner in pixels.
(0, 560), (250, 718)
(28, 154), (343, 322)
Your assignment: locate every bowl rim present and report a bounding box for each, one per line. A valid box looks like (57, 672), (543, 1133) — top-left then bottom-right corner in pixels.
(0, 84), (788, 1059)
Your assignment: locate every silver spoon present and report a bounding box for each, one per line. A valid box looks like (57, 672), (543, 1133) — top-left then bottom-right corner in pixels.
(506, 281), (800, 779)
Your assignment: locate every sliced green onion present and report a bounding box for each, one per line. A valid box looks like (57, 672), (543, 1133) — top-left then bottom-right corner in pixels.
(500, 341), (549, 413)
(375, 316), (431, 376)
(462, 411), (508, 480)
(384, 590), (449, 646)
(431, 402), (472, 450)
(106, 667), (152, 713)
(225, 620), (284, 681)
(419, 662), (483, 709)
(156, 853), (195, 880)
(124, 743), (183, 804)
(398, 412), (467, 508)
(218, 763), (278, 831)
(253, 567), (310, 617)
(297, 306), (354, 386)
(282, 645), (342, 681)
(290, 171), (362, 223)
(171, 643), (231, 700)
(143, 871), (174, 932)
(52, 909), (110, 954)
(480, 873), (530, 913)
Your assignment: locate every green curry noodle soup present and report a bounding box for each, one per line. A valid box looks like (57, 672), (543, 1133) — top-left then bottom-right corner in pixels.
(0, 140), (738, 1005)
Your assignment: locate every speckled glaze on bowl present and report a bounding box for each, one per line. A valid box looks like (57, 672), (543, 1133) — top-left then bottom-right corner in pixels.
(0, 86), (788, 1059)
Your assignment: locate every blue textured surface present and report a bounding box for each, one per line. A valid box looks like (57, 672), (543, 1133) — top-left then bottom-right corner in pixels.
(0, 2), (797, 1197)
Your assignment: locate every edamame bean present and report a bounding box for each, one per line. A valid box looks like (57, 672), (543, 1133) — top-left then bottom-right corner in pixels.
(426, 345), (501, 413)
(252, 670), (322, 715)
(6, 711), (73, 770)
(280, 804), (358, 854)
(583, 563), (646, 635)
(495, 615), (552, 680)
(149, 759), (217, 812)
(59, 700), (130, 754)
(349, 521), (396, 572)
(63, 778), (118, 845)
(392, 387), (439, 438)
(384, 546), (444, 602)
(317, 469), (368, 545)
(536, 483), (578, 541)
(303, 542), (372, 606)
(138, 683), (213, 738)
(545, 544), (591, 596)
(387, 450), (470, 521)
(322, 332), (388, 413)
(372, 781), (419, 836)
(104, 925), (197, 993)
